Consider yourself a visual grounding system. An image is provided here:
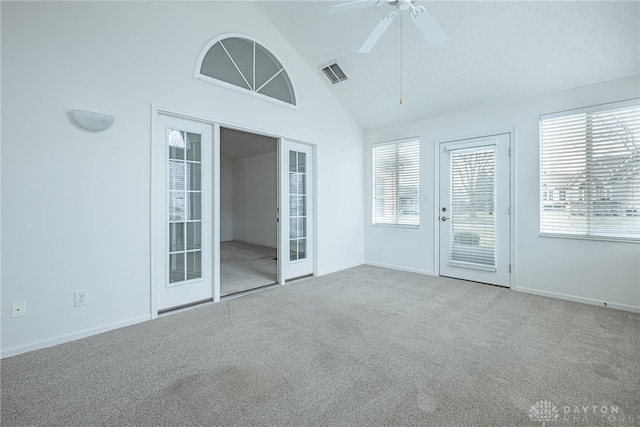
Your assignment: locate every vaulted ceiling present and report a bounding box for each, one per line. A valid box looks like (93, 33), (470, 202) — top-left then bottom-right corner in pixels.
(256, 1), (640, 131)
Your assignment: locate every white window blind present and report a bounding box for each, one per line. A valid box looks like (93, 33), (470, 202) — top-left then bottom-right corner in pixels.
(373, 140), (420, 226)
(450, 146), (496, 267)
(539, 100), (640, 241)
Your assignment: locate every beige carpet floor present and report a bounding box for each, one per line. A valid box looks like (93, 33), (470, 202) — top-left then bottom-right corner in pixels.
(2, 265), (639, 426)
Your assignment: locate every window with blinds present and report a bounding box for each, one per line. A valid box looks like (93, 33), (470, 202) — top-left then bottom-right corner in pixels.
(372, 139), (420, 226)
(450, 146), (497, 268)
(539, 100), (640, 241)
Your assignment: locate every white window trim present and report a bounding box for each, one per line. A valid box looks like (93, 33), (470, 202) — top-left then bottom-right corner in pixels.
(372, 137), (421, 228)
(538, 98), (640, 243)
(194, 33), (298, 110)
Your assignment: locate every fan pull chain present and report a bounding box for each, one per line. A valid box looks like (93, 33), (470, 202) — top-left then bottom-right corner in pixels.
(400, 14), (404, 105)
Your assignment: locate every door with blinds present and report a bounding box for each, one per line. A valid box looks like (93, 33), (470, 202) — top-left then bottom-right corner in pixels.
(279, 140), (314, 281)
(438, 134), (511, 287)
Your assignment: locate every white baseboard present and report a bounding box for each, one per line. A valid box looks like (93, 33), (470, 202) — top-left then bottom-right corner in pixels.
(515, 286), (640, 313)
(1, 314), (151, 359)
(317, 261), (365, 276)
(365, 261), (435, 277)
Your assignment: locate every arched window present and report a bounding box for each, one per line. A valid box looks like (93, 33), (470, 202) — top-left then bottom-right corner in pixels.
(196, 35), (296, 107)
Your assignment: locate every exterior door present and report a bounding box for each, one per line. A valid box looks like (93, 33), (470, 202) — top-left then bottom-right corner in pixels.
(280, 140), (314, 281)
(156, 115), (214, 311)
(438, 134), (510, 287)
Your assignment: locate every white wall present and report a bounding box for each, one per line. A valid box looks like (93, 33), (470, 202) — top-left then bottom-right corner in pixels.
(220, 152), (234, 242)
(365, 75), (640, 312)
(1, 1), (365, 357)
(232, 152), (278, 248)
(0, 2), (3, 353)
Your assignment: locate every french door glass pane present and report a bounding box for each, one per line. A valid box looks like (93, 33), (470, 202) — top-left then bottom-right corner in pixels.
(169, 253), (185, 283)
(289, 150), (307, 261)
(185, 132), (201, 161)
(187, 163), (201, 191)
(169, 223), (185, 252)
(449, 146), (496, 267)
(187, 222), (201, 250)
(296, 152), (306, 173)
(169, 161), (185, 190)
(168, 128), (203, 285)
(289, 217), (307, 240)
(186, 251), (202, 280)
(169, 192), (185, 221)
(289, 195), (306, 216)
(289, 173), (305, 195)
(298, 238), (306, 259)
(289, 151), (297, 172)
(289, 238), (307, 261)
(187, 193), (201, 221)
(169, 129), (185, 160)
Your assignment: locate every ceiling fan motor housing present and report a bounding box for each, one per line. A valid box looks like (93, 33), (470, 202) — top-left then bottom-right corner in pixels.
(396, 0), (414, 11)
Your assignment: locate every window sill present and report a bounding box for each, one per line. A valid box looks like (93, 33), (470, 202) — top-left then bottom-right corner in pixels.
(539, 232), (639, 244)
(371, 223), (420, 230)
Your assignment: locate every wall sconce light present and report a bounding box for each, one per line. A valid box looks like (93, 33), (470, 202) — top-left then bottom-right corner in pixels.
(71, 109), (114, 132)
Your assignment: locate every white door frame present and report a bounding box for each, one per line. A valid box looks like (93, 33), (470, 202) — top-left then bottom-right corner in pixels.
(433, 128), (517, 288)
(151, 111), (220, 317)
(150, 105), (317, 318)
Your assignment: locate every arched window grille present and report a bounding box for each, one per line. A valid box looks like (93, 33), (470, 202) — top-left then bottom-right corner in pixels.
(196, 35), (296, 107)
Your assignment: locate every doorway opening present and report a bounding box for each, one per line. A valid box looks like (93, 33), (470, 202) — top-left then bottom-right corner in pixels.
(220, 127), (278, 296)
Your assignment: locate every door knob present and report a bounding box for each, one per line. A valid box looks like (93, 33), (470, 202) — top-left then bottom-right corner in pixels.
(441, 216), (449, 222)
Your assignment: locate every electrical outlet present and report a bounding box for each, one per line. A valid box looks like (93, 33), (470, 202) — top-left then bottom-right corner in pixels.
(74, 290), (88, 307)
(11, 301), (26, 318)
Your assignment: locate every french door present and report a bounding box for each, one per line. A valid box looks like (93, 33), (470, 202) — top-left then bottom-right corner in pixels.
(152, 113), (315, 314)
(438, 134), (511, 287)
(280, 140), (314, 281)
(155, 115), (214, 311)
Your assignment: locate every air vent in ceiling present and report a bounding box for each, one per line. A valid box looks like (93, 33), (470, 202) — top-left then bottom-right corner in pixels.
(320, 62), (348, 85)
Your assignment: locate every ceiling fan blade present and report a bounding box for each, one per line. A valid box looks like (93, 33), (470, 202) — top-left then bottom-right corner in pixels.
(411, 8), (447, 47)
(358, 13), (396, 53)
(329, 0), (376, 15)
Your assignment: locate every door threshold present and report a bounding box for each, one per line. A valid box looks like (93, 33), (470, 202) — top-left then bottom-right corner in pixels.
(440, 275), (510, 288)
(286, 273), (313, 282)
(158, 298), (214, 316)
(221, 282), (279, 301)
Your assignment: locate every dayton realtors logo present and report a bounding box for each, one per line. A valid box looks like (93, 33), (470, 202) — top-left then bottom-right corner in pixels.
(529, 400), (636, 425)
(529, 400), (560, 426)
(562, 404), (634, 424)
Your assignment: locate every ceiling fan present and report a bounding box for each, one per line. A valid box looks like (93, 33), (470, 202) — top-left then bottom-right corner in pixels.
(329, 0), (447, 53)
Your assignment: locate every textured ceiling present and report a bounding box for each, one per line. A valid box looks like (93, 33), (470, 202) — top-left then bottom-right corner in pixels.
(257, 1), (640, 131)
